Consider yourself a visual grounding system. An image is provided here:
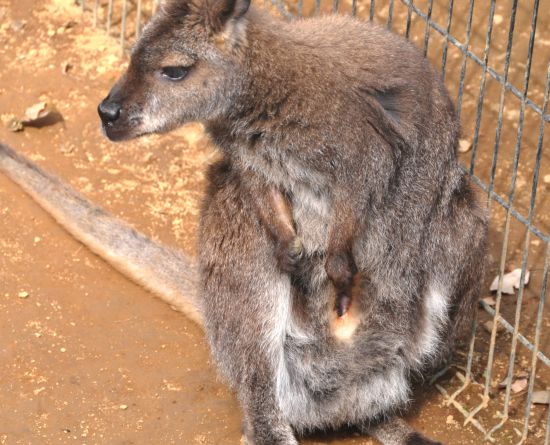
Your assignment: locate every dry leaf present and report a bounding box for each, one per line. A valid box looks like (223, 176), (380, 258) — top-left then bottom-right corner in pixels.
(481, 296), (496, 306)
(532, 390), (550, 405)
(490, 268), (530, 294)
(498, 375), (529, 393)
(511, 378), (528, 393)
(61, 62), (73, 74)
(458, 139), (472, 153)
(12, 101), (62, 131)
(23, 101), (50, 122)
(7, 118), (23, 132)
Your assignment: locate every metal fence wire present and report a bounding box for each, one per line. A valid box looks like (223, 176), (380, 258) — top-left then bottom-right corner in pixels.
(76, 0), (549, 443)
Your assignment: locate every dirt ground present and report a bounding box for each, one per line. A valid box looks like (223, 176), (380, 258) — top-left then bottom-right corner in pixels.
(0, 1), (548, 444)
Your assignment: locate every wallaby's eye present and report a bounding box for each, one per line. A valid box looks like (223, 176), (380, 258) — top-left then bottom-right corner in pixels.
(160, 66), (189, 81)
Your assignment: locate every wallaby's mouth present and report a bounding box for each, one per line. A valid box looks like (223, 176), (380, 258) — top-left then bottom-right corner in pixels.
(102, 124), (133, 142)
(101, 120), (146, 142)
(98, 100), (144, 142)
(100, 120), (143, 142)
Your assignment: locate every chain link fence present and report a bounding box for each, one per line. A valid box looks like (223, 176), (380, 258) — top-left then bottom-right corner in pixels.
(76, 0), (550, 443)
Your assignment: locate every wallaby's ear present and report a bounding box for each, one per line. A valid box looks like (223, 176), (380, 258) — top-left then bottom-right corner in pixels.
(161, 0), (191, 20)
(162, 0), (250, 32)
(204, 0), (251, 34)
(162, 0), (250, 43)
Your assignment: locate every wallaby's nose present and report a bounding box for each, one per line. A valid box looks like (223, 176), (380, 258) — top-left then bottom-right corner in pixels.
(98, 100), (121, 123)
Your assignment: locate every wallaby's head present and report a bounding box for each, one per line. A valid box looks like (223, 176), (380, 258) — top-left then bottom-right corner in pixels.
(98, 0), (251, 141)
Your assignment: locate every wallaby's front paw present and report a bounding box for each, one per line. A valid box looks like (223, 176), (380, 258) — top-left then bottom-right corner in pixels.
(276, 236), (304, 273)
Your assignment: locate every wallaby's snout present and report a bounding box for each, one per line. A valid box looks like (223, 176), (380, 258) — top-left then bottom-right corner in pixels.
(98, 91), (137, 142)
(98, 67), (145, 142)
(97, 75), (138, 142)
(98, 98), (121, 125)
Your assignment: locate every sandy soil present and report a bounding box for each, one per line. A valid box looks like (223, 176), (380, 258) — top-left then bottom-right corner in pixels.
(0, 1), (548, 444)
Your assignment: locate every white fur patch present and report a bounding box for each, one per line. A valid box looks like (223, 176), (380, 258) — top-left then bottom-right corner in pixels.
(141, 95), (167, 133)
(291, 183), (330, 252)
(416, 283), (449, 362)
(267, 278), (293, 403)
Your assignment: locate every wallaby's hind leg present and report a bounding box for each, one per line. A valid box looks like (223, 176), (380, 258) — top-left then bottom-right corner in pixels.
(200, 160), (297, 444)
(365, 417), (443, 445)
(239, 369), (298, 445)
(239, 364), (298, 445)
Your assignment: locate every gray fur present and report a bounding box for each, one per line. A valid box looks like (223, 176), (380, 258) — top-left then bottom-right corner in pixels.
(3, 2), (488, 444)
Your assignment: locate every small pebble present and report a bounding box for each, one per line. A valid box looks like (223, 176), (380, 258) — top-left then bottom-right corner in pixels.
(544, 174), (550, 184)
(7, 118), (23, 132)
(458, 139), (472, 153)
(10, 20), (26, 32)
(18, 291), (29, 299)
(493, 14), (504, 25)
(119, 404), (128, 410)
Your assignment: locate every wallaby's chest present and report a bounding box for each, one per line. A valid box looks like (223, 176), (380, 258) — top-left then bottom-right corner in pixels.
(290, 182), (331, 253)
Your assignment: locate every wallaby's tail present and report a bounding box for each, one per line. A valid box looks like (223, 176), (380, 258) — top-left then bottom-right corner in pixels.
(0, 143), (203, 327)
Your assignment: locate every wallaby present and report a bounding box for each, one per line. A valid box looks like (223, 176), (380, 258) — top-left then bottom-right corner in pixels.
(0, 1), (488, 444)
